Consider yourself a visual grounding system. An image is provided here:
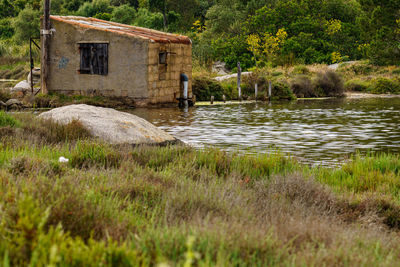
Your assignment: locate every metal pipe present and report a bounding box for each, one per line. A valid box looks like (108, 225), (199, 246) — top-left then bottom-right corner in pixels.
(183, 81), (188, 100)
(180, 73), (189, 108)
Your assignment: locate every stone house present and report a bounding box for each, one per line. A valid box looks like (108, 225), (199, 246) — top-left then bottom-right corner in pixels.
(43, 16), (192, 106)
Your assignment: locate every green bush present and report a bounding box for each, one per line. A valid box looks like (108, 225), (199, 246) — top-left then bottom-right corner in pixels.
(134, 8), (164, 30)
(271, 81), (296, 101)
(314, 70), (345, 97)
(290, 75), (316, 98)
(0, 111), (20, 127)
(347, 62), (376, 75)
(369, 78), (400, 94)
(392, 68), (400, 75)
(0, 18), (14, 39)
(344, 79), (371, 92)
(111, 4), (136, 25)
(22, 118), (92, 144)
(220, 80), (238, 100)
(11, 6), (40, 42)
(94, 12), (112, 21)
(70, 141), (122, 169)
(292, 65), (309, 75)
(271, 71), (283, 77)
(192, 75), (224, 101)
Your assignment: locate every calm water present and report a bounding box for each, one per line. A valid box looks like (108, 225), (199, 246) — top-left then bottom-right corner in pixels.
(130, 98), (400, 165)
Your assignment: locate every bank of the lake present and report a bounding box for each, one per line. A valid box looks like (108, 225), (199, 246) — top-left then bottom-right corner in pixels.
(0, 111), (399, 266)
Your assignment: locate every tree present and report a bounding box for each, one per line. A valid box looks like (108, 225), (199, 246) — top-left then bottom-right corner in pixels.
(111, 4), (136, 24)
(12, 6), (40, 42)
(0, 0), (16, 18)
(149, 0), (167, 29)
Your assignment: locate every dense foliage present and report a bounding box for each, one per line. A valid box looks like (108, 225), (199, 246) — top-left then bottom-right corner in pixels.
(0, 0), (399, 68)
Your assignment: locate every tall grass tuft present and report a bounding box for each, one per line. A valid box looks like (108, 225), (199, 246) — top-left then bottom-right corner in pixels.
(0, 111), (20, 127)
(70, 141), (123, 169)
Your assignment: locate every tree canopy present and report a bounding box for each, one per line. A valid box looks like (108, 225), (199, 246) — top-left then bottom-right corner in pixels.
(2, 0), (400, 67)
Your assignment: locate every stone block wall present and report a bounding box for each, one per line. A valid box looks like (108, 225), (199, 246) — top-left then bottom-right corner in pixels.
(147, 42), (192, 104)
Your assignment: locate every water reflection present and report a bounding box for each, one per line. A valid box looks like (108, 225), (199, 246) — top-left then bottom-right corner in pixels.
(130, 98), (400, 165)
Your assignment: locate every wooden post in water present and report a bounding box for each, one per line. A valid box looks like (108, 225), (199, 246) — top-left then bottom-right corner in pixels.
(255, 83), (258, 101)
(268, 81), (272, 101)
(41, 0), (50, 94)
(237, 62), (242, 101)
(222, 94), (226, 103)
(210, 95), (214, 104)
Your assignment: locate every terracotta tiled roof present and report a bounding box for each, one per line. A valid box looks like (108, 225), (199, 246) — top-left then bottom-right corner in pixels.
(50, 16), (191, 45)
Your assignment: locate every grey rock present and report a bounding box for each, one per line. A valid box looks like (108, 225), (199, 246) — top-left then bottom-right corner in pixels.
(6, 99), (22, 107)
(0, 101), (6, 108)
(214, 72), (252, 82)
(328, 61), (357, 70)
(27, 68), (41, 85)
(38, 104), (177, 145)
(11, 80), (31, 93)
(212, 61), (229, 75)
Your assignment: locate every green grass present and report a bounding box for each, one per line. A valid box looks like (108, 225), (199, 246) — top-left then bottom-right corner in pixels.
(314, 152), (400, 196)
(0, 113), (400, 266)
(0, 111), (20, 127)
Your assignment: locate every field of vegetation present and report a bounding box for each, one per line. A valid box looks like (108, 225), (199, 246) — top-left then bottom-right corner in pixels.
(192, 61), (400, 101)
(0, 111), (400, 265)
(1, 0), (400, 104)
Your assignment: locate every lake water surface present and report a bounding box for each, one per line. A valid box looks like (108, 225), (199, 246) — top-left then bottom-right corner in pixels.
(130, 97), (400, 165)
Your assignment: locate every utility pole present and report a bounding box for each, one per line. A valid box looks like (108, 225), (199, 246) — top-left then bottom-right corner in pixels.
(41, 0), (50, 94)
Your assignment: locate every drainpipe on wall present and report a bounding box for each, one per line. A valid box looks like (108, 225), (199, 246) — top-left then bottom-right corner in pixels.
(180, 73), (189, 108)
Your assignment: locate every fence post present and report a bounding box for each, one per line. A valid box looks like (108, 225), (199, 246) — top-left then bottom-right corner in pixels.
(255, 83), (258, 101)
(237, 62), (242, 101)
(268, 81), (272, 101)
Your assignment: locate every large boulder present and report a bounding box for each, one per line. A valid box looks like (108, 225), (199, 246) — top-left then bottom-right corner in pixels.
(38, 104), (177, 145)
(11, 80), (31, 94)
(212, 61), (229, 75)
(6, 99), (22, 109)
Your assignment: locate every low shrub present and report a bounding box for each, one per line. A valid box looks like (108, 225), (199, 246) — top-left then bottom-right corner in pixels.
(20, 116), (91, 144)
(0, 111), (20, 127)
(70, 141), (123, 169)
(271, 81), (296, 101)
(242, 72), (269, 99)
(392, 68), (400, 75)
(220, 80), (237, 100)
(290, 75), (316, 98)
(344, 79), (371, 92)
(33, 93), (53, 108)
(292, 65), (310, 75)
(369, 78), (400, 94)
(314, 70), (345, 97)
(271, 71), (283, 77)
(192, 75), (224, 101)
(0, 88), (11, 102)
(347, 61), (377, 75)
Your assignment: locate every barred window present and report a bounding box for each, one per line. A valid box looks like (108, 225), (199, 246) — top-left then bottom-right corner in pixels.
(79, 43), (108, 75)
(159, 52), (167, 64)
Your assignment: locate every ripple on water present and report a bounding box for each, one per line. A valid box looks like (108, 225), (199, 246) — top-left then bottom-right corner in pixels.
(129, 98), (400, 166)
